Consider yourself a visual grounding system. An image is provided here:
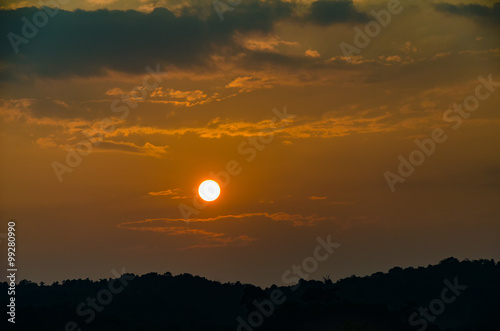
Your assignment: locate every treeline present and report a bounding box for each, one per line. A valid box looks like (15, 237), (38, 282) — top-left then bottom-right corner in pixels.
(1, 258), (499, 330)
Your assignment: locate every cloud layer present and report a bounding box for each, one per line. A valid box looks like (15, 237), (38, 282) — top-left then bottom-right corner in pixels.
(0, 0), (379, 79)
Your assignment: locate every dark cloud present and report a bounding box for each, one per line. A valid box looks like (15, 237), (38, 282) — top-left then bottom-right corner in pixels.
(305, 0), (369, 25)
(0, 1), (372, 80)
(0, 2), (293, 80)
(434, 2), (500, 24)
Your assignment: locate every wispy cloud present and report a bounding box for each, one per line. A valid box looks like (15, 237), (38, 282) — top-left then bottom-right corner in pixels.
(308, 196), (327, 200)
(96, 141), (169, 157)
(105, 87), (126, 96)
(117, 218), (258, 250)
(148, 188), (188, 199)
(240, 35), (299, 53)
(117, 211), (340, 249)
(225, 76), (275, 93)
(118, 211), (337, 231)
(305, 49), (320, 58)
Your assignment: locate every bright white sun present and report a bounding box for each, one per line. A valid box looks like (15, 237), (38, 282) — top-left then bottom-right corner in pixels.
(198, 180), (221, 202)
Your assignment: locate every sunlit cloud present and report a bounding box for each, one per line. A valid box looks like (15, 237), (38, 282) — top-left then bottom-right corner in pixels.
(308, 196), (327, 200)
(240, 34), (299, 52)
(225, 76), (275, 93)
(385, 55), (402, 63)
(305, 49), (320, 58)
(105, 87), (126, 96)
(0, 1), (30, 10)
(117, 216), (261, 249)
(95, 141), (169, 157)
(150, 87), (207, 101)
(148, 188), (188, 199)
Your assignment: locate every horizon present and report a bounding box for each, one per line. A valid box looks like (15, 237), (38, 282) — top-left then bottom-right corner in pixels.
(3, 256), (496, 288)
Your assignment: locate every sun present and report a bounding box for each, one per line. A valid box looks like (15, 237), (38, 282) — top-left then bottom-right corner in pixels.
(198, 180), (221, 202)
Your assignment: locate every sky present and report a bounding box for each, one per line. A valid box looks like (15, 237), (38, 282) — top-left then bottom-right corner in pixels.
(0, 0), (499, 287)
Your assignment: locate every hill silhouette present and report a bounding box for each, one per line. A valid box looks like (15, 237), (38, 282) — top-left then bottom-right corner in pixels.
(1, 258), (499, 330)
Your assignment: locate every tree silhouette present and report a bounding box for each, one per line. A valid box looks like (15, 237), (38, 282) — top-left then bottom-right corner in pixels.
(1, 258), (498, 330)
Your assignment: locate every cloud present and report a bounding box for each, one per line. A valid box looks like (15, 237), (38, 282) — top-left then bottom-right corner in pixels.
(0, 2), (295, 79)
(0, 1), (375, 81)
(240, 34), (299, 52)
(309, 196), (327, 200)
(327, 55), (375, 65)
(94, 141), (169, 157)
(434, 2), (500, 25)
(107, 115), (294, 139)
(148, 188), (187, 199)
(305, 49), (320, 58)
(150, 87), (207, 101)
(225, 76), (275, 92)
(0, 1), (30, 10)
(118, 217), (257, 249)
(282, 113), (394, 138)
(305, 0), (369, 25)
(2, 93), (442, 146)
(432, 52), (452, 60)
(458, 48), (500, 56)
(35, 136), (58, 148)
(400, 41), (418, 54)
(117, 212), (338, 240)
(105, 87), (126, 96)
(0, 98), (96, 132)
(385, 55), (402, 63)
(0, 99), (169, 158)
(99, 109), (396, 140)
(117, 216), (259, 249)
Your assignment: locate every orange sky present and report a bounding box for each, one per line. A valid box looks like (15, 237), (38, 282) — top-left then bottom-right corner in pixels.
(0, 0), (499, 286)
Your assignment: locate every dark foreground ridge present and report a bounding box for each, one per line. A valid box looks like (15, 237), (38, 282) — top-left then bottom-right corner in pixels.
(1, 258), (499, 330)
